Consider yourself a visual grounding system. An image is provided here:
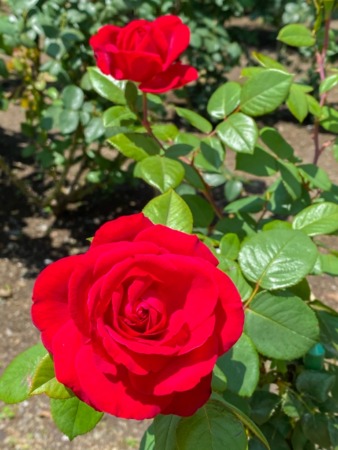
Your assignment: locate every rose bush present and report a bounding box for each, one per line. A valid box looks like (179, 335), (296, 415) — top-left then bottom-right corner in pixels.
(89, 15), (198, 93)
(31, 213), (244, 419)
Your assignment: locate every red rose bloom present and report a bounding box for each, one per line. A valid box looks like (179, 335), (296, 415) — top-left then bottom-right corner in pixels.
(89, 15), (198, 93)
(32, 214), (244, 419)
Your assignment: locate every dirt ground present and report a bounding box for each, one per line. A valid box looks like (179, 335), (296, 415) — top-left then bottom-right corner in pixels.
(1, 33), (338, 450)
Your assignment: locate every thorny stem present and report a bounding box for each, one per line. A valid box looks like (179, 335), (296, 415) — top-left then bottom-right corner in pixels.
(313, 14), (332, 165)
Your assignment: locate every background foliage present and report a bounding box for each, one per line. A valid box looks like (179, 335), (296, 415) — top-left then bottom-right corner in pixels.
(1, 0), (338, 449)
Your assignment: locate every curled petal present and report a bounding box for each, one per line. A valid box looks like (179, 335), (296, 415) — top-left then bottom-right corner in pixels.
(139, 63), (198, 93)
(135, 224), (218, 265)
(91, 213), (152, 248)
(153, 16), (190, 68)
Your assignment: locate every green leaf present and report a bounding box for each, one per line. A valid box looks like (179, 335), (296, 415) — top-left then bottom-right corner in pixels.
(61, 85), (84, 110)
(293, 202), (338, 236)
(84, 117), (105, 143)
(166, 144), (193, 159)
(0, 344), (47, 403)
(217, 113), (258, 154)
(239, 229), (317, 290)
(328, 417), (338, 447)
(224, 196), (265, 214)
(320, 106), (338, 133)
(143, 190), (193, 233)
(252, 52), (286, 71)
(140, 423), (155, 450)
(216, 214), (256, 240)
(296, 370), (335, 403)
(282, 390), (306, 419)
(124, 81), (139, 111)
(176, 107), (212, 133)
(224, 180), (242, 202)
(108, 133), (161, 161)
(50, 397), (103, 440)
(319, 253), (338, 276)
(103, 106), (137, 127)
(181, 194), (215, 228)
(175, 132), (200, 149)
(59, 110), (79, 134)
(277, 24), (316, 47)
(195, 137), (225, 172)
(267, 180), (311, 216)
(320, 74), (338, 94)
(152, 124), (179, 142)
(262, 220), (292, 232)
(219, 233), (240, 260)
(29, 354), (73, 399)
(213, 393), (270, 450)
(176, 401), (247, 450)
(306, 95), (322, 117)
(240, 69), (292, 117)
(278, 161), (302, 200)
(88, 67), (126, 105)
(218, 258), (253, 301)
(301, 413), (331, 448)
(153, 415), (181, 450)
(236, 146), (277, 176)
(250, 390), (280, 425)
(216, 334), (259, 397)
(182, 163), (205, 190)
(207, 82), (241, 119)
(260, 127), (294, 160)
(316, 310), (338, 358)
(298, 164), (332, 191)
(134, 156), (184, 193)
(245, 292), (319, 360)
(286, 84), (309, 123)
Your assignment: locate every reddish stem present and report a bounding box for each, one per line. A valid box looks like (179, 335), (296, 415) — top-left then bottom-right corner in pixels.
(313, 16), (331, 165)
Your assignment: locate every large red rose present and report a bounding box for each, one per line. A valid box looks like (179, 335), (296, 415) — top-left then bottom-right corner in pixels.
(89, 15), (198, 93)
(32, 213), (244, 419)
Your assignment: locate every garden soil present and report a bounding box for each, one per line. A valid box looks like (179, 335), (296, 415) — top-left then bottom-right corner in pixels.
(1, 49), (338, 450)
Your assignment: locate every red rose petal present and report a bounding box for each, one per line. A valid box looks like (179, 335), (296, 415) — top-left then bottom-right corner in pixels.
(52, 320), (83, 395)
(116, 19), (150, 51)
(129, 336), (218, 396)
(90, 213), (152, 248)
(89, 24), (120, 49)
(214, 270), (244, 354)
(153, 16), (190, 68)
(109, 50), (163, 82)
(135, 225), (218, 265)
(32, 255), (81, 352)
(162, 373), (212, 417)
(76, 345), (170, 419)
(139, 63), (198, 93)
